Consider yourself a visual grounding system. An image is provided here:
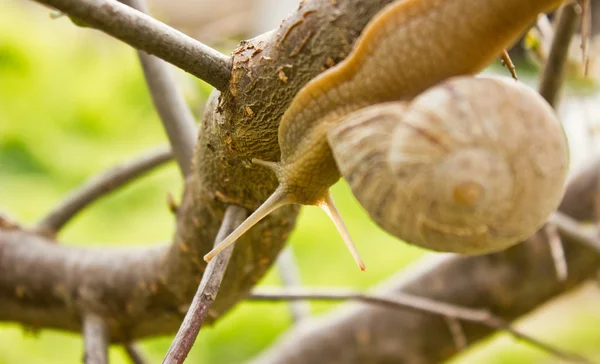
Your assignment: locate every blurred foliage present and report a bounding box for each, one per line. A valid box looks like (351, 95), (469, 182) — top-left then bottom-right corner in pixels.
(1, 1), (600, 363)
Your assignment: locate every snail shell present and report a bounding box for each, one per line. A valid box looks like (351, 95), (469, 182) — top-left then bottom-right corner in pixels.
(328, 76), (569, 254)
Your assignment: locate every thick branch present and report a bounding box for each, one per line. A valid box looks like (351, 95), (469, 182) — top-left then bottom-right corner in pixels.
(83, 313), (109, 364)
(120, 0), (197, 177)
(33, 0), (232, 90)
(36, 146), (172, 234)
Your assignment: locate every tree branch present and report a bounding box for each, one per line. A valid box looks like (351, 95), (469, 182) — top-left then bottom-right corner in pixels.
(539, 3), (580, 106)
(163, 205), (246, 364)
(119, 0), (197, 177)
(36, 146), (172, 234)
(83, 313), (109, 364)
(249, 289), (590, 363)
(32, 0), (232, 91)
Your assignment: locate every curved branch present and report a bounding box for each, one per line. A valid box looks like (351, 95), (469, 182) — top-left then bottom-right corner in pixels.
(36, 146), (173, 234)
(32, 0), (232, 90)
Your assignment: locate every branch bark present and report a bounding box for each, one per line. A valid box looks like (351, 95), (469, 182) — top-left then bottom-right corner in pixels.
(32, 0), (232, 90)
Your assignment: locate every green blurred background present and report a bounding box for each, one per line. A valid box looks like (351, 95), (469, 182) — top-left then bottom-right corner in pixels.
(2, 1), (600, 363)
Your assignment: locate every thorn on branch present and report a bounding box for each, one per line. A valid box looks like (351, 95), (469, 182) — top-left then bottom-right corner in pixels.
(248, 289), (592, 363)
(82, 313), (109, 364)
(162, 205), (247, 364)
(36, 146), (173, 235)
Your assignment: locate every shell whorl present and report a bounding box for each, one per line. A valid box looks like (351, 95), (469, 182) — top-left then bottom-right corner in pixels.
(328, 77), (569, 255)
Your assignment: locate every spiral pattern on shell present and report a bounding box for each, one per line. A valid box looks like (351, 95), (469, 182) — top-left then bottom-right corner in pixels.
(328, 76), (569, 255)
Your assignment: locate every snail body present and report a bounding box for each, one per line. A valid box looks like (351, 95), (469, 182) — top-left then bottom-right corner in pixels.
(204, 0), (568, 268)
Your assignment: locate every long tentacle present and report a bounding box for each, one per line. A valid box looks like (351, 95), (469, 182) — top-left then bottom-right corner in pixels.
(319, 191), (367, 271)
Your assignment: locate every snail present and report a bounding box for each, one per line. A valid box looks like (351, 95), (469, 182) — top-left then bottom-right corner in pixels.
(204, 0), (569, 269)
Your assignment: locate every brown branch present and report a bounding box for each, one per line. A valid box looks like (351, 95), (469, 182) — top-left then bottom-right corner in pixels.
(2, 0), (394, 343)
(163, 205), (247, 364)
(32, 0), (232, 91)
(539, 3), (580, 106)
(124, 343), (148, 364)
(249, 289), (590, 363)
(83, 313), (109, 364)
(119, 0), (197, 177)
(276, 248), (311, 323)
(36, 146), (172, 234)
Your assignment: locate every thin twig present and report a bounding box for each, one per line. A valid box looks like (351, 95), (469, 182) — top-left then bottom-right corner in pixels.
(119, 0), (197, 177)
(445, 317), (467, 351)
(83, 313), (109, 364)
(538, 3), (580, 107)
(248, 289), (591, 363)
(549, 211), (600, 254)
(276, 248), (311, 323)
(162, 205), (247, 364)
(579, 0), (592, 76)
(545, 224), (569, 281)
(124, 343), (148, 364)
(33, 0), (232, 91)
(36, 146), (172, 234)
